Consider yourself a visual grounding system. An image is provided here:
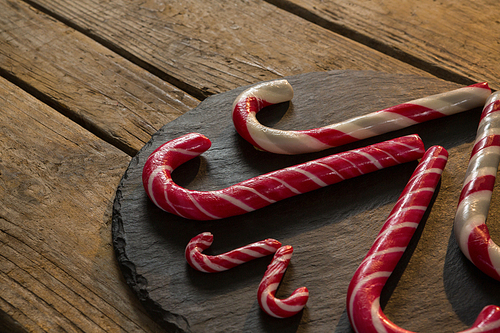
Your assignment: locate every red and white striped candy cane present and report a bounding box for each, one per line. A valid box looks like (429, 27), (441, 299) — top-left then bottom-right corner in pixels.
(232, 80), (491, 154)
(257, 245), (309, 318)
(455, 91), (500, 281)
(185, 232), (282, 273)
(347, 146), (500, 332)
(142, 133), (424, 220)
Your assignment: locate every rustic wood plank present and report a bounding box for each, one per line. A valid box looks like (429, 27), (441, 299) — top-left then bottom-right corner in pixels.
(0, 76), (163, 332)
(266, 0), (500, 90)
(0, 0), (200, 156)
(25, 0), (433, 98)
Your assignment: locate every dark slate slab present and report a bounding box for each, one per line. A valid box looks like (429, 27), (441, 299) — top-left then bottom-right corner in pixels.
(112, 70), (500, 332)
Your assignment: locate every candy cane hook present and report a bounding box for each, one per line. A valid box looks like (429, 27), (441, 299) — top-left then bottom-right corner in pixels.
(347, 145), (500, 333)
(142, 133), (424, 220)
(185, 232), (282, 273)
(232, 80), (491, 154)
(257, 245), (309, 318)
(455, 91), (500, 281)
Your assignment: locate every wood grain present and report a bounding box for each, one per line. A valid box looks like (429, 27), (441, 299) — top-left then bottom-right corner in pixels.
(25, 0), (431, 98)
(114, 71), (500, 332)
(268, 0), (500, 90)
(0, 76), (163, 332)
(0, 0), (199, 156)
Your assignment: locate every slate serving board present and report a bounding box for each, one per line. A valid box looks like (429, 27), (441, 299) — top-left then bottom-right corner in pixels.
(112, 70), (500, 333)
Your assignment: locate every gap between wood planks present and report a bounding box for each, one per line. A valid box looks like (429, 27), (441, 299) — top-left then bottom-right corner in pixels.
(0, 67), (138, 157)
(263, 0), (478, 87)
(1, 0), (478, 159)
(18, 0), (477, 99)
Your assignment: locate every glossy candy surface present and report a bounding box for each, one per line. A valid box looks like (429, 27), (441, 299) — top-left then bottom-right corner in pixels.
(232, 80), (491, 154)
(257, 245), (309, 318)
(185, 232), (281, 273)
(142, 133), (424, 220)
(347, 145), (500, 332)
(455, 91), (500, 281)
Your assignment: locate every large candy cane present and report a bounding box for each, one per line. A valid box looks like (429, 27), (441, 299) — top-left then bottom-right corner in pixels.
(257, 245), (309, 318)
(347, 145), (500, 332)
(142, 133), (424, 220)
(185, 232), (281, 273)
(455, 91), (500, 281)
(232, 80), (491, 154)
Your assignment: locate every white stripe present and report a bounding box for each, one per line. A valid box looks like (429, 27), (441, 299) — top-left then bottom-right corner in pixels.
(348, 271), (392, 333)
(389, 141), (420, 152)
(163, 188), (189, 219)
(147, 165), (173, 208)
(260, 283), (280, 316)
(339, 156), (363, 175)
(373, 110), (419, 128)
(463, 166), (498, 187)
(202, 255), (227, 272)
(355, 151), (383, 169)
(338, 111), (418, 138)
(189, 252), (208, 272)
(371, 297), (388, 333)
(386, 206), (427, 223)
(164, 147), (203, 156)
(215, 192), (255, 212)
(219, 255), (246, 265)
(362, 247), (407, 264)
(186, 192), (221, 219)
(237, 248), (267, 258)
(233, 185), (276, 203)
(412, 87), (488, 116)
(479, 128), (500, 138)
(275, 291), (309, 312)
(268, 176), (302, 194)
(374, 222), (419, 244)
(328, 117), (379, 140)
(290, 167), (328, 187)
(314, 162), (345, 180)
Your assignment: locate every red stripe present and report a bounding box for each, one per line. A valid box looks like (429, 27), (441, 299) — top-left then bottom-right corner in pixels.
(471, 135), (500, 157)
(298, 127), (359, 147)
(468, 224), (500, 280)
(468, 82), (490, 90)
(480, 99), (500, 122)
(459, 175), (496, 204)
(384, 103), (445, 123)
(232, 97), (272, 149)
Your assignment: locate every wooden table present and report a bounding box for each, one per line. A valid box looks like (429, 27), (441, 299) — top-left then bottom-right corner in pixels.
(1, 0), (498, 332)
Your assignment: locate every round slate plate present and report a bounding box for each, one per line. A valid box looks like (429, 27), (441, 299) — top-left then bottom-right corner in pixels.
(112, 70), (500, 333)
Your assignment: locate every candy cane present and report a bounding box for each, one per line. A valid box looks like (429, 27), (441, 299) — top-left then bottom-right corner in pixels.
(454, 91), (500, 281)
(257, 245), (309, 318)
(142, 133), (424, 220)
(232, 80), (491, 154)
(346, 145), (500, 332)
(185, 232), (281, 273)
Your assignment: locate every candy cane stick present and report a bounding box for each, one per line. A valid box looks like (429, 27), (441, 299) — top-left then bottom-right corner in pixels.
(454, 91), (500, 281)
(232, 80), (491, 154)
(143, 133), (424, 220)
(185, 232), (281, 273)
(257, 245), (309, 318)
(347, 146), (500, 332)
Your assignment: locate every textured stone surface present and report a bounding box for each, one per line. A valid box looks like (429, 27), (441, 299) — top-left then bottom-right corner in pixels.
(113, 70), (500, 332)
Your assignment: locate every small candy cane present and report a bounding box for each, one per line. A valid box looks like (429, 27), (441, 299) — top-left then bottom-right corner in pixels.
(347, 145), (500, 332)
(257, 245), (309, 318)
(143, 133), (424, 220)
(185, 232), (281, 273)
(455, 91), (500, 281)
(232, 80), (491, 154)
